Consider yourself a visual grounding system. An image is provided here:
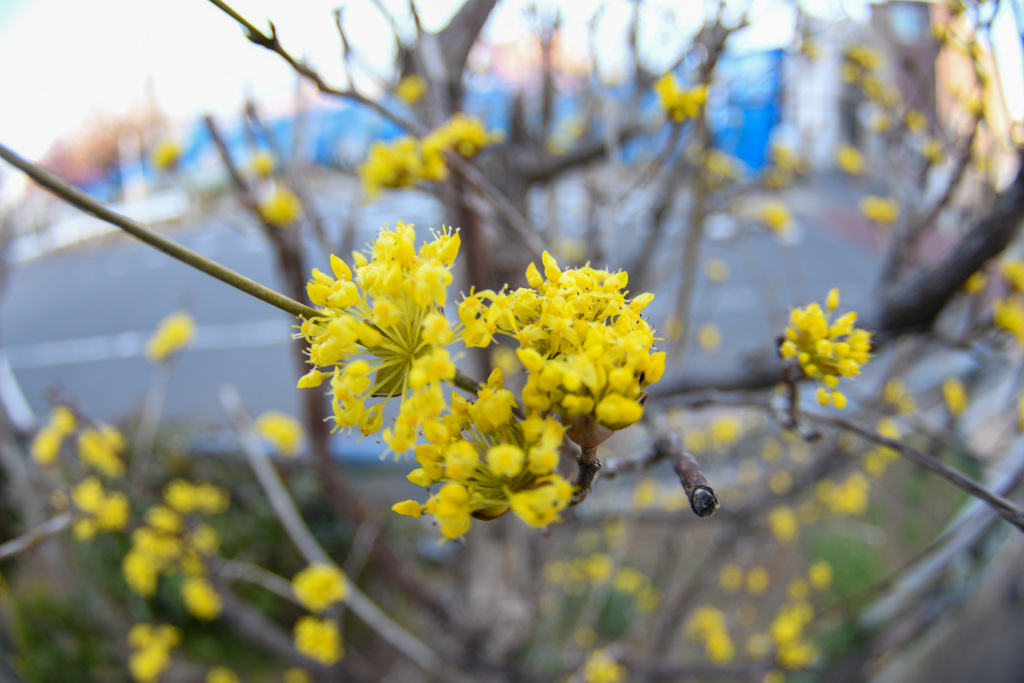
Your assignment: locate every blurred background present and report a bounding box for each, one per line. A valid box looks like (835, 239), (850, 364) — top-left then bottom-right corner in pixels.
(2, 0), (1024, 681)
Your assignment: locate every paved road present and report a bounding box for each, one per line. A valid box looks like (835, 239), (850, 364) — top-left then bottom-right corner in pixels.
(0, 173), (880, 452)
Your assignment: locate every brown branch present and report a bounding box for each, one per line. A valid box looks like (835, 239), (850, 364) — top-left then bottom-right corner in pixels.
(570, 445), (602, 505)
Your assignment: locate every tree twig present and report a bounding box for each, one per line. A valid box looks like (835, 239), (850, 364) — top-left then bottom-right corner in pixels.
(0, 512), (72, 563)
(0, 141), (319, 320)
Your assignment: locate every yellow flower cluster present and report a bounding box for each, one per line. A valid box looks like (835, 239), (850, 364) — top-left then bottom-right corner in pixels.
(298, 223), (461, 452)
(632, 477), (689, 513)
(394, 75), (427, 105)
(30, 406), (76, 466)
(843, 44), (882, 82)
(654, 73), (708, 123)
(122, 479), (227, 601)
(259, 186), (303, 227)
(686, 606), (735, 663)
(207, 667), (240, 683)
(860, 195), (900, 224)
(254, 411), (305, 458)
(816, 471), (871, 514)
(862, 417), (901, 477)
(462, 251), (664, 434)
(128, 623), (180, 683)
(393, 404), (574, 539)
(994, 297), (1024, 344)
(250, 150), (275, 177)
(836, 144), (864, 175)
(292, 564), (348, 613)
(181, 576), (222, 621)
(779, 288), (872, 408)
(294, 615), (343, 665)
(426, 112), (504, 158)
(758, 201), (793, 236)
(882, 378), (917, 415)
(544, 557), (660, 610)
(769, 601), (819, 669)
(769, 504), (799, 543)
(583, 649), (626, 683)
(70, 477), (130, 541)
(146, 311), (196, 362)
(942, 377), (967, 416)
(359, 115), (501, 196)
(78, 423), (126, 478)
(150, 140), (182, 171)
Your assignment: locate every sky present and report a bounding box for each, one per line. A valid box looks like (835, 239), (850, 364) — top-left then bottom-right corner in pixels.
(0, 0), (1019, 166)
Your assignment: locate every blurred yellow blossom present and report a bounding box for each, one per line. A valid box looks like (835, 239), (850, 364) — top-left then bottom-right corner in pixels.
(942, 377), (967, 417)
(394, 75), (427, 104)
(128, 623), (180, 683)
(836, 144), (864, 175)
(294, 616), (343, 665)
(182, 576), (222, 621)
(860, 196), (900, 224)
(206, 668), (239, 683)
(150, 140), (182, 171)
(146, 311), (196, 362)
(292, 564), (348, 613)
(769, 505), (799, 543)
(254, 411), (304, 457)
(583, 648), (626, 683)
(259, 186), (303, 227)
(654, 73), (707, 122)
(746, 566), (770, 595)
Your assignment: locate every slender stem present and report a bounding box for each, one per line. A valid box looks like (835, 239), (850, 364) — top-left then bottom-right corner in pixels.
(0, 512), (72, 562)
(0, 142), (318, 320)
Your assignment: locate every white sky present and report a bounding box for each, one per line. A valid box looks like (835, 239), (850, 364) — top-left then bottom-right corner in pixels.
(0, 0), (1019, 165)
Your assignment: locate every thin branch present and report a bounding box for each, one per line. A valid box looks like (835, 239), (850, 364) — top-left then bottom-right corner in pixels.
(0, 142), (319, 320)
(808, 410), (1024, 533)
(0, 512), (72, 562)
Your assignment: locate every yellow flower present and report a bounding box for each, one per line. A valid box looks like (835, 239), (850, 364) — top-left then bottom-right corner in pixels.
(906, 108), (927, 131)
(758, 201), (792, 236)
(718, 563), (743, 593)
(146, 311), (196, 362)
(704, 258), (730, 283)
(206, 667), (239, 683)
(150, 140), (182, 171)
(697, 322), (722, 352)
(994, 297), (1024, 344)
(779, 289), (872, 408)
(769, 505), (799, 543)
(163, 479), (230, 516)
(299, 224), (463, 451)
(942, 377), (967, 417)
(828, 472), (870, 516)
(250, 150), (275, 177)
(583, 649), (626, 683)
(182, 576), (222, 621)
(128, 623), (180, 683)
(254, 411), (304, 457)
(836, 144), (864, 175)
(31, 425), (63, 466)
(395, 75), (427, 104)
(654, 73), (708, 122)
(71, 477), (130, 540)
(964, 270), (987, 295)
(860, 195), (900, 224)
(746, 566), (770, 595)
(284, 670), (311, 683)
(259, 186), (302, 227)
(808, 560), (833, 590)
(294, 616), (343, 665)
(292, 564), (348, 613)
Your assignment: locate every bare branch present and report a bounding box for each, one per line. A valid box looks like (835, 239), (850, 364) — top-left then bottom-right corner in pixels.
(0, 512), (72, 563)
